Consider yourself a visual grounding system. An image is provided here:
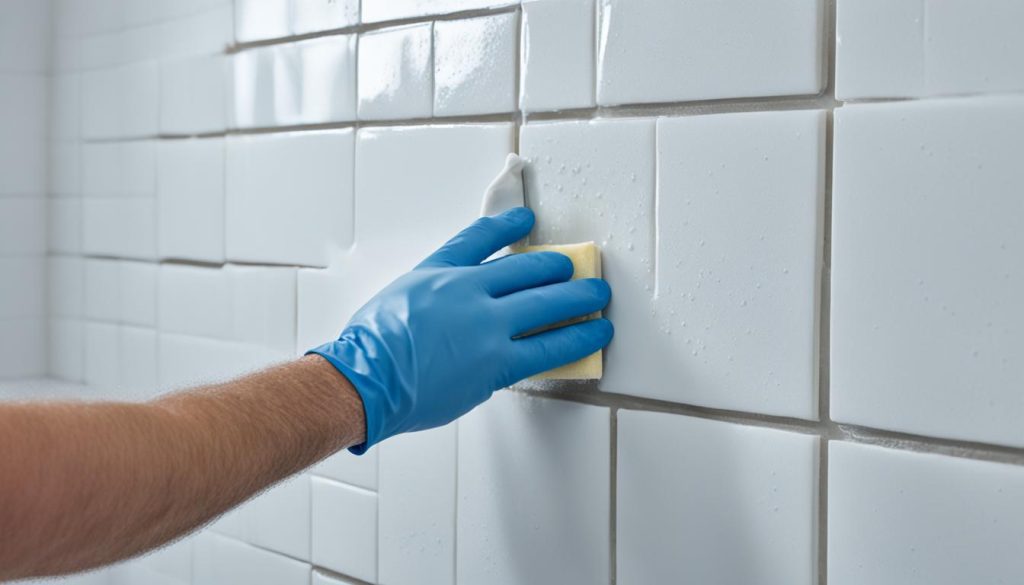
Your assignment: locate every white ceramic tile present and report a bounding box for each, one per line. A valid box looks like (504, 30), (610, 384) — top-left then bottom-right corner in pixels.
(292, 0), (359, 34)
(194, 532), (311, 585)
(829, 441), (1024, 584)
(836, 0), (1024, 100)
(160, 53), (229, 135)
(0, 75), (46, 196)
(226, 130), (355, 267)
(48, 199), (82, 254)
(0, 198), (46, 256)
(519, 119), (655, 395)
(379, 424), (456, 585)
(231, 46), (285, 129)
(121, 142), (158, 198)
(313, 448), (378, 491)
(0, 258), (44, 318)
(311, 477), (377, 582)
(84, 259), (120, 322)
(0, 319), (46, 379)
(228, 474), (312, 561)
(457, 392), (609, 585)
(434, 13), (517, 116)
(292, 35), (358, 125)
(362, 0), (516, 23)
(297, 123), (512, 351)
(0, 0), (50, 74)
(119, 326), (158, 400)
(81, 67), (121, 140)
(235, 0), (291, 43)
(157, 138), (226, 263)
(357, 24), (434, 120)
(227, 265), (297, 354)
(119, 261), (158, 327)
(49, 141), (80, 198)
(520, 0), (595, 112)
(121, 62), (161, 139)
(85, 321), (120, 393)
(831, 96), (1024, 447)
(652, 111), (824, 418)
(81, 142), (121, 198)
(50, 319), (86, 382)
(617, 410), (818, 584)
(834, 0), (923, 100)
(158, 265), (232, 339)
(82, 198), (158, 260)
(597, 0), (824, 105)
(49, 256), (85, 319)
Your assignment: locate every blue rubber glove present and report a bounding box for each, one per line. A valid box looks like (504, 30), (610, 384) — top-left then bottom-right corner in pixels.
(309, 207), (613, 453)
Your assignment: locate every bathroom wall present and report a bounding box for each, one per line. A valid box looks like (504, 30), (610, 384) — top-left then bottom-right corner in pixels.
(13, 0), (1024, 583)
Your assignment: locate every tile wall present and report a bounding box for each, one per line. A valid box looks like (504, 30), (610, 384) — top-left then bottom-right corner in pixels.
(3, 0), (1023, 583)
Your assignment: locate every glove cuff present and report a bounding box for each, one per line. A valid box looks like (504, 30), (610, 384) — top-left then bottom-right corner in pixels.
(307, 339), (389, 455)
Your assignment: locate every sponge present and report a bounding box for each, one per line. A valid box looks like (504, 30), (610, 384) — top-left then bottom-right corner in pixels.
(514, 242), (603, 380)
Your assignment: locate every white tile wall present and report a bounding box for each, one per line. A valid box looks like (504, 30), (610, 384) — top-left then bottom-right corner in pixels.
(11, 0), (1024, 583)
(617, 410), (818, 584)
(836, 0), (1024, 100)
(829, 441), (1024, 584)
(831, 96), (1024, 447)
(457, 392), (610, 585)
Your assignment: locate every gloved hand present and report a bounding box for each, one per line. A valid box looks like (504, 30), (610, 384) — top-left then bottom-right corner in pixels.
(309, 207), (613, 453)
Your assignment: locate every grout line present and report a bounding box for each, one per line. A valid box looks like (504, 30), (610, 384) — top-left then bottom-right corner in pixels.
(313, 566), (376, 585)
(817, 436), (829, 585)
(609, 408), (618, 585)
(228, 5), (521, 53)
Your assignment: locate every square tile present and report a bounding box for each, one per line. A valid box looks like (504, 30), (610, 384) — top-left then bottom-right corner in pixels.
(157, 138), (226, 263)
(81, 142), (121, 198)
(829, 441), (1024, 584)
(50, 319), (86, 382)
(160, 4), (235, 61)
(0, 258), (44, 318)
(120, 62), (161, 139)
(379, 424), (456, 585)
(597, 0), (825, 105)
(0, 74), (47, 195)
(119, 326), (158, 400)
(831, 96), (1024, 447)
(84, 258), (120, 322)
(519, 119), (655, 395)
(194, 532), (311, 585)
(520, 0), (596, 112)
(434, 13), (517, 117)
(653, 110), (824, 418)
(292, 35), (358, 125)
(311, 477), (378, 582)
(0, 198), (46, 256)
(227, 474), (312, 561)
(160, 53), (229, 135)
(232, 46), (288, 129)
(0, 0), (50, 74)
(50, 74), (81, 141)
(85, 321), (120, 393)
(118, 261), (157, 327)
(457, 392), (609, 585)
(617, 410), (818, 584)
(158, 265), (232, 339)
(226, 130), (355, 267)
(157, 333), (286, 392)
(49, 141), (80, 197)
(358, 24), (434, 121)
(0, 319), (46, 378)
(292, 0), (359, 34)
(313, 448), (378, 491)
(227, 265), (297, 354)
(82, 198), (158, 260)
(836, 0), (1024, 99)
(235, 0), (291, 43)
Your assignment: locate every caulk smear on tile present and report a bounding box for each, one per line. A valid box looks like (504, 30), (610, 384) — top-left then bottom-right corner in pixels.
(480, 153), (526, 217)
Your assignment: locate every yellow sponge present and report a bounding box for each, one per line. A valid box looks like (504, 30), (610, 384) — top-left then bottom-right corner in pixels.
(514, 242), (603, 380)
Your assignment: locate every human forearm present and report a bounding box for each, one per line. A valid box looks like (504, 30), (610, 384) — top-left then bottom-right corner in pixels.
(0, 355), (363, 580)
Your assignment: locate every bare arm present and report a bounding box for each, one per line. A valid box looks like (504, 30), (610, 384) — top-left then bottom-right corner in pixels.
(0, 355), (364, 581)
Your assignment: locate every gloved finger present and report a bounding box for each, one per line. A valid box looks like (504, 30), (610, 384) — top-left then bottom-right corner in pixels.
(476, 251), (574, 297)
(504, 318), (614, 384)
(501, 279), (611, 336)
(417, 207), (535, 268)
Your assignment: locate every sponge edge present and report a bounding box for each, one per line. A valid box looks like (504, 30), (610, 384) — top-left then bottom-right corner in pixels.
(513, 242), (603, 380)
